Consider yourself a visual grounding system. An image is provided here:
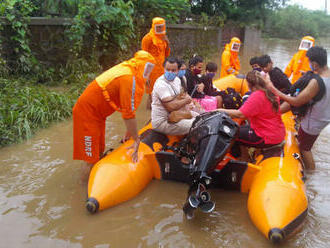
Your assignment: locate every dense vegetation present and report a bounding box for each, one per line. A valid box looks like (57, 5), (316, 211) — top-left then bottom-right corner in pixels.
(264, 5), (330, 38)
(0, 0), (329, 147)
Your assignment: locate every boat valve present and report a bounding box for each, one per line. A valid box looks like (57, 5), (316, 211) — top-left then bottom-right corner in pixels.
(292, 153), (306, 170)
(292, 153), (306, 181)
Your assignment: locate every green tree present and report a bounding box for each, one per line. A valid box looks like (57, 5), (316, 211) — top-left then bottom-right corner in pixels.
(191, 0), (287, 26)
(133, 0), (190, 25)
(265, 5), (330, 38)
(0, 0), (37, 74)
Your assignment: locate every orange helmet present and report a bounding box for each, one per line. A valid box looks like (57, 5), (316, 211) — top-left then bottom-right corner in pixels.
(229, 37), (241, 52)
(299, 36), (315, 51)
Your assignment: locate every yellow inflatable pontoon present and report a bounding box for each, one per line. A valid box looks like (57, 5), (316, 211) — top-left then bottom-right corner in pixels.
(86, 75), (307, 244)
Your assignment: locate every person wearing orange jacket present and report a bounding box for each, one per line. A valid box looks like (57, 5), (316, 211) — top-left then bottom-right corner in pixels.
(73, 50), (156, 181)
(141, 17), (170, 107)
(285, 36), (315, 84)
(220, 37), (241, 78)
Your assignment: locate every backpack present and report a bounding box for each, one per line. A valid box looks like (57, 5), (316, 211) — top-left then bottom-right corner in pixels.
(289, 71), (326, 117)
(219, 87), (243, 109)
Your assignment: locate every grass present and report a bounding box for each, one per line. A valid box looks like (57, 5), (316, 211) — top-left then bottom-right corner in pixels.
(0, 70), (98, 147)
(0, 56), (102, 147)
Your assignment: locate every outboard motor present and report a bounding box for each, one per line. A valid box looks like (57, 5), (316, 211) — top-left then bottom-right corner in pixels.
(182, 111), (238, 218)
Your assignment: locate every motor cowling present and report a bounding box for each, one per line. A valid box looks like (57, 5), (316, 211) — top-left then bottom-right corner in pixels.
(187, 111), (238, 179)
(183, 111), (239, 218)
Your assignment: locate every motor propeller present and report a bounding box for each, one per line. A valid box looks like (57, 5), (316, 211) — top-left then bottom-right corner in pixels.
(180, 112), (239, 219)
(183, 181), (215, 219)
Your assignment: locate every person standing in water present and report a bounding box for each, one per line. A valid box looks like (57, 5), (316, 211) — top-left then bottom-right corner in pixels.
(220, 37), (241, 78)
(285, 36), (315, 84)
(266, 46), (330, 170)
(72, 51), (155, 182)
(142, 17), (171, 108)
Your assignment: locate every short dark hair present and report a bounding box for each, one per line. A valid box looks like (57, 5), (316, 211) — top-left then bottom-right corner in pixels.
(206, 62), (217, 72)
(177, 58), (185, 69)
(306, 46), (327, 67)
(249, 56), (259, 65)
(163, 56), (178, 68)
(258, 55), (272, 68)
(189, 55), (203, 67)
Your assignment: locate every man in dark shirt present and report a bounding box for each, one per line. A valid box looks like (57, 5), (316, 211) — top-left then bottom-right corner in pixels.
(258, 54), (291, 94)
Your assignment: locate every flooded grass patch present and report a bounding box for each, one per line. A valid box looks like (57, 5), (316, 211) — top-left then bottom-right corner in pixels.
(0, 78), (84, 147)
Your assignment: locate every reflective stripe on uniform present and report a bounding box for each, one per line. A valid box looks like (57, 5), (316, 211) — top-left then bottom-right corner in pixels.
(227, 67), (235, 73)
(131, 76), (136, 111)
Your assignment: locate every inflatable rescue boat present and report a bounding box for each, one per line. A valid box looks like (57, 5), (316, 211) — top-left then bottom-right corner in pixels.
(86, 75), (307, 244)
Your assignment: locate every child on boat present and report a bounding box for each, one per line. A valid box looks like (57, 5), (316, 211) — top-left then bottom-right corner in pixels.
(250, 56), (262, 72)
(186, 56), (223, 111)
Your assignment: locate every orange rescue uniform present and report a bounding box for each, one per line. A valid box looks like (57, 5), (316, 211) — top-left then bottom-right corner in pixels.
(142, 17), (170, 94)
(284, 36), (315, 84)
(220, 37), (241, 78)
(73, 51), (155, 164)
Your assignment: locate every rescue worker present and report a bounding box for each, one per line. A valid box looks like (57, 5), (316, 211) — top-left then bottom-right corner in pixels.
(285, 36), (315, 84)
(141, 17), (171, 108)
(73, 51), (156, 181)
(220, 37), (241, 78)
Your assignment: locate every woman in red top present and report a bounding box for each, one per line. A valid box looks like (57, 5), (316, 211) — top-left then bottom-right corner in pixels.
(218, 70), (285, 148)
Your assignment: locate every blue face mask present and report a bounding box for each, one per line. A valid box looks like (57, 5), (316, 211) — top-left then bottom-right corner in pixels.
(207, 72), (216, 79)
(178, 69), (186, 77)
(164, 70), (177, 81)
(309, 62), (314, 71)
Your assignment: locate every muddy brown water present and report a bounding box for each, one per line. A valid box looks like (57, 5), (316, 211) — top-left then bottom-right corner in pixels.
(1, 38), (330, 248)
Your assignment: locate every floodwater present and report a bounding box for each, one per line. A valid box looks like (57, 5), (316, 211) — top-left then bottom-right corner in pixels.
(1, 38), (330, 248)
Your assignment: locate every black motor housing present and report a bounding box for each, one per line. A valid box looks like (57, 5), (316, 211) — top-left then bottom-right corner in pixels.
(187, 111), (238, 180)
(182, 111), (239, 217)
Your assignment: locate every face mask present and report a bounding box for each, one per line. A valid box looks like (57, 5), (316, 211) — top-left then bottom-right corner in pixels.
(309, 62), (314, 71)
(178, 69), (186, 77)
(164, 70), (177, 81)
(207, 72), (215, 79)
(193, 68), (202, 75)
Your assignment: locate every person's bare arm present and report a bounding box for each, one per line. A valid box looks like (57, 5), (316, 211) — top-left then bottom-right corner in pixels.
(197, 83), (205, 93)
(280, 101), (291, 114)
(164, 35), (170, 54)
(123, 118), (140, 163)
(217, 108), (246, 119)
(162, 94), (192, 112)
(265, 77), (319, 107)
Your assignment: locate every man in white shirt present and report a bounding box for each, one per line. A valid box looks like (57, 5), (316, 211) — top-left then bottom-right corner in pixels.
(151, 57), (195, 135)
